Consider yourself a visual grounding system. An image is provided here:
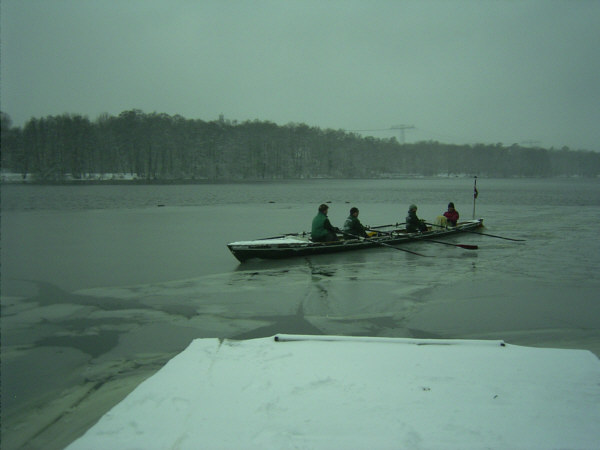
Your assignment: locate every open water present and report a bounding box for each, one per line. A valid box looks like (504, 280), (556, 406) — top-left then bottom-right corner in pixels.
(1, 178), (600, 449)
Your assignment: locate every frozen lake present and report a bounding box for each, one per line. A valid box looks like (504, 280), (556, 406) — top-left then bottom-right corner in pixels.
(1, 178), (600, 448)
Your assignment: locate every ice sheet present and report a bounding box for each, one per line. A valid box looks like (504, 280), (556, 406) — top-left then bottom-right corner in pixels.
(67, 335), (600, 449)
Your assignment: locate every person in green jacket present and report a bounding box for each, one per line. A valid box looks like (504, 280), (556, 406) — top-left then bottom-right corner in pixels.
(343, 207), (368, 238)
(311, 204), (340, 242)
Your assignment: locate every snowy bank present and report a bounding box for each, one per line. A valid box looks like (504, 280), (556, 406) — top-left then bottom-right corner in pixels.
(67, 335), (600, 449)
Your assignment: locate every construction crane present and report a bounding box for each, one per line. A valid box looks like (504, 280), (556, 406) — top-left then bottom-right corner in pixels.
(390, 125), (415, 144)
(521, 140), (541, 147)
(347, 124), (415, 144)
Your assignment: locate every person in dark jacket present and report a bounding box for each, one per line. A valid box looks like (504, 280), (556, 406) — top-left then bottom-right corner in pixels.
(311, 204), (340, 242)
(443, 202), (460, 226)
(343, 207), (368, 239)
(406, 204), (428, 232)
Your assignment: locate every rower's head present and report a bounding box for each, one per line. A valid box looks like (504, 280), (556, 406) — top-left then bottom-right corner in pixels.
(350, 207), (359, 216)
(448, 202), (455, 210)
(318, 204), (329, 213)
(409, 204), (418, 212)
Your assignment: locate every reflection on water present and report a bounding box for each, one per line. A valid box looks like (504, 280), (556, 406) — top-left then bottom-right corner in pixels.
(231, 301), (324, 340)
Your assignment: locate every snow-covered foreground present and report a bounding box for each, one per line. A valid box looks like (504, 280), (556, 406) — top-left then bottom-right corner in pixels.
(67, 335), (600, 450)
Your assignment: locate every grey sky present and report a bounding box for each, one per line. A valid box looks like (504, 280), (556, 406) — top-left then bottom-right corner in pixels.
(1, 0), (599, 150)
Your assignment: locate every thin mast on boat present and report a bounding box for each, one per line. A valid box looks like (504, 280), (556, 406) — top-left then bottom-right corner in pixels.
(472, 176), (478, 219)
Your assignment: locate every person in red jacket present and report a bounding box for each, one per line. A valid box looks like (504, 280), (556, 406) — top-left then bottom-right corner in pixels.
(443, 202), (460, 226)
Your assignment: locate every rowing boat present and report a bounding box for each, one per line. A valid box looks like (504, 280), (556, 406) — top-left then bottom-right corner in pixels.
(227, 218), (483, 262)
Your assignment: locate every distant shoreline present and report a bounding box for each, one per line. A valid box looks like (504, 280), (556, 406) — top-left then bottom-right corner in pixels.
(2, 172), (596, 185)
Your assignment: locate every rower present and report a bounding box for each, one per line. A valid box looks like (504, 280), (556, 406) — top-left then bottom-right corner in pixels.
(343, 207), (368, 239)
(405, 204), (428, 232)
(311, 204), (340, 242)
(434, 202), (460, 228)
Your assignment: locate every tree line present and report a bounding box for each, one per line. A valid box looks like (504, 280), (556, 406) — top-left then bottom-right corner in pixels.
(1, 110), (599, 182)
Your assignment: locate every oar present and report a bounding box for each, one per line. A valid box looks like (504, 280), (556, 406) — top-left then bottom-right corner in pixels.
(423, 239), (478, 250)
(364, 223), (406, 232)
(259, 232), (303, 240)
(367, 223), (397, 229)
(373, 228), (477, 250)
(426, 222), (525, 242)
(463, 229), (526, 242)
(345, 232), (429, 257)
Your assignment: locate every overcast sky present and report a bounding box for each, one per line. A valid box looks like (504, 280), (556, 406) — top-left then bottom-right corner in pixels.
(1, 0), (599, 150)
